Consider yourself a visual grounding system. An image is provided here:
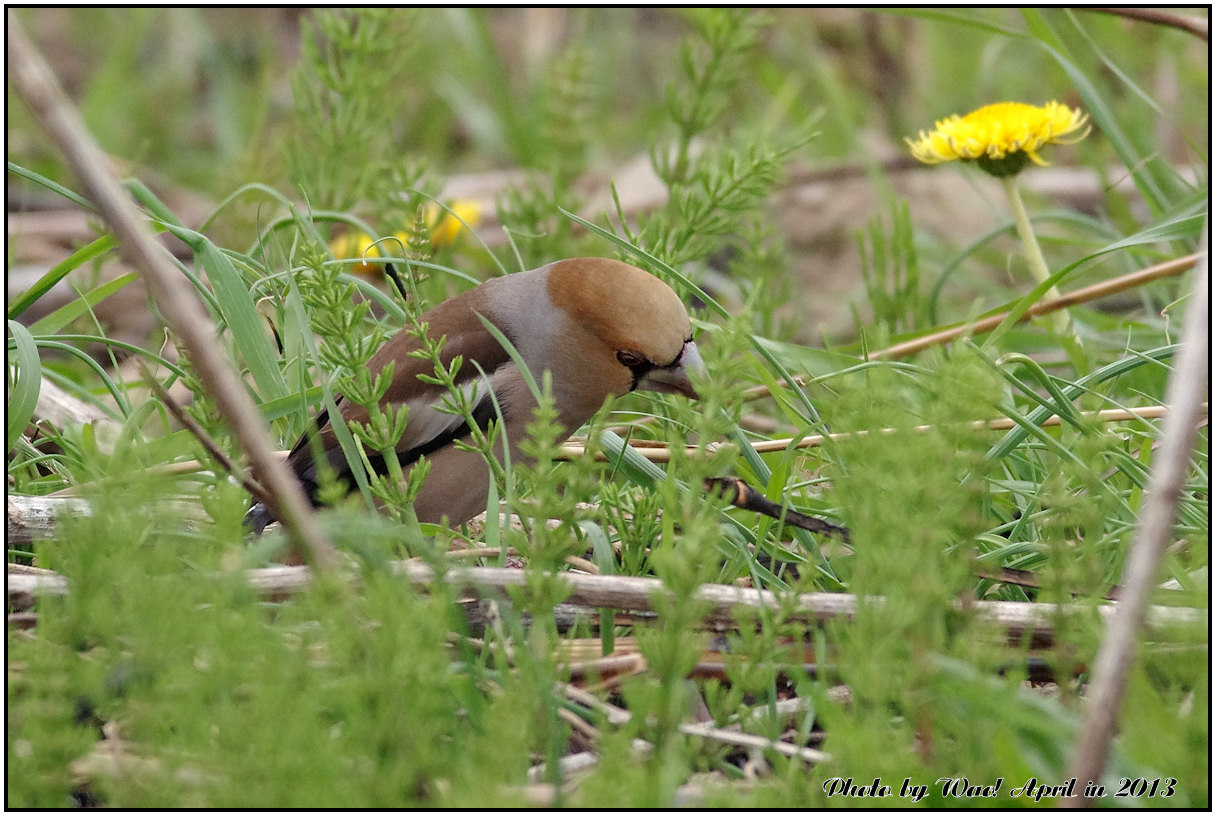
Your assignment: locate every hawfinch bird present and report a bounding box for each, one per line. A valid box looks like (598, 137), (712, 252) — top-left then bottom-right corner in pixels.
(247, 257), (704, 532)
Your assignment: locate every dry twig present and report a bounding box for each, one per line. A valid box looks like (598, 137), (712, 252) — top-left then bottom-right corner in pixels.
(1086, 7), (1209, 40)
(6, 14), (336, 571)
(1061, 229), (1209, 806)
(704, 476), (850, 542)
(136, 362), (274, 508)
(10, 562), (1201, 645)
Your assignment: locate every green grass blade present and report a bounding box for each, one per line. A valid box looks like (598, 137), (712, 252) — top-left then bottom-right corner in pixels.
(599, 429), (667, 486)
(167, 225), (289, 402)
(6, 161), (94, 211)
(24, 338), (131, 419)
(1021, 10), (1175, 216)
(6, 321), (42, 452)
(27, 273), (140, 336)
(7, 234), (119, 320)
(985, 345), (1177, 461)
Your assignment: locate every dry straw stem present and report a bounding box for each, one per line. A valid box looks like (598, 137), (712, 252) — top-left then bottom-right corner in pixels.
(9, 406), (1187, 528)
(39, 405), (1185, 478)
(542, 702), (828, 778)
(6, 14), (337, 572)
(871, 254), (1200, 361)
(741, 253), (1199, 403)
(557, 405), (1186, 463)
(1061, 231), (1210, 806)
(10, 562), (1201, 646)
(525, 691), (823, 807)
(24, 404), (1171, 494)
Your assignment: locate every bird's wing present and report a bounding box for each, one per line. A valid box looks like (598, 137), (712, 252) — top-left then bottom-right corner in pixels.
(284, 311), (516, 496)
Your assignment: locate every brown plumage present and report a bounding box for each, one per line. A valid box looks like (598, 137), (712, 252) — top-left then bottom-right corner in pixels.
(247, 257), (703, 532)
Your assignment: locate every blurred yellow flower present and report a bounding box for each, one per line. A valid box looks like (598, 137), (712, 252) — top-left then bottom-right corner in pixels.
(330, 199), (482, 276)
(906, 101), (1089, 177)
(429, 199), (481, 248)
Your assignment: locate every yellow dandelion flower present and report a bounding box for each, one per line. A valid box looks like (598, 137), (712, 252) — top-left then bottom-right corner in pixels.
(329, 199), (483, 276)
(906, 101), (1089, 177)
(329, 231), (401, 277)
(429, 199), (482, 248)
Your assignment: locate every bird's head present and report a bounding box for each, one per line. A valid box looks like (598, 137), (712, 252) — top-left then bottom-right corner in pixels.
(544, 258), (705, 402)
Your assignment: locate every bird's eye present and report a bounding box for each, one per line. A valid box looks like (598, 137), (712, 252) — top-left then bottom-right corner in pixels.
(616, 349), (649, 370)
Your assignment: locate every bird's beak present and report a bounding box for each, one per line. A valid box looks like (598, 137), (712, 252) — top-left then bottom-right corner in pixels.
(638, 339), (705, 400)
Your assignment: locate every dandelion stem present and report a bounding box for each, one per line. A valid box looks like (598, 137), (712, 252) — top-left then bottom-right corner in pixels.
(1002, 175), (1087, 368)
